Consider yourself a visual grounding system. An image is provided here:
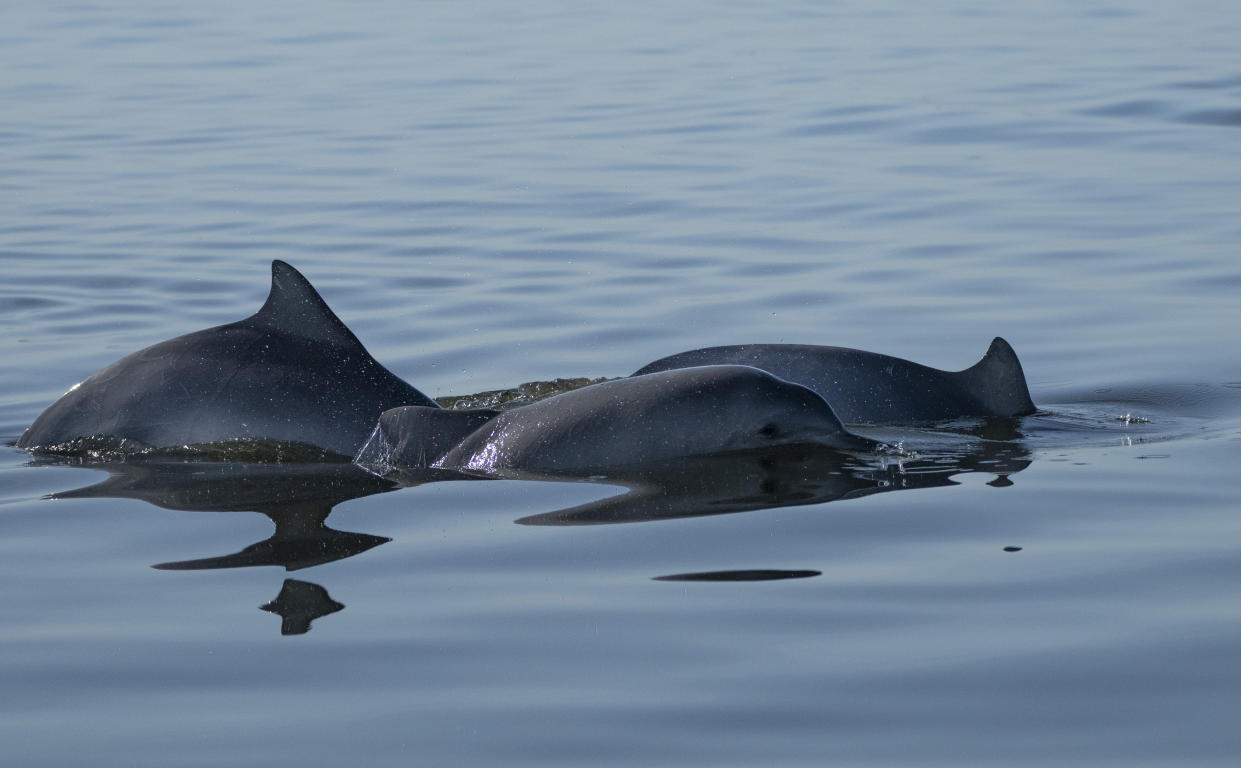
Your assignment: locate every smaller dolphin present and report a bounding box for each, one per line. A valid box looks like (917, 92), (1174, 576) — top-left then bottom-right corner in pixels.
(356, 365), (874, 477)
(17, 260), (436, 459)
(633, 337), (1037, 424)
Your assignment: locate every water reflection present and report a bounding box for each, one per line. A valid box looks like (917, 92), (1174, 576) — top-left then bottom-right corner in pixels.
(31, 432), (1031, 634)
(261, 579), (345, 636)
(150, 508), (390, 572)
(508, 438), (1031, 526)
(42, 459), (408, 634)
(47, 458), (396, 516)
(49, 459), (400, 569)
(653, 569), (822, 582)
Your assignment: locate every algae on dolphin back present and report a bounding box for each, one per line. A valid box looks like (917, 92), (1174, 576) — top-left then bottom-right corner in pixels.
(436, 377), (614, 411)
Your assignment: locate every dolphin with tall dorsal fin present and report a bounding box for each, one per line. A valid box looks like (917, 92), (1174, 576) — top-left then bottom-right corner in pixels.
(16, 260), (436, 459)
(632, 338), (1037, 424)
(356, 365), (875, 478)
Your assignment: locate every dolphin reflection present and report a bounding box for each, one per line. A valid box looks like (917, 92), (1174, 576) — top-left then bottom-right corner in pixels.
(261, 579), (345, 636)
(35, 428), (1031, 635)
(501, 438), (1031, 527)
(38, 458), (465, 635)
(653, 569), (822, 582)
(47, 459), (406, 571)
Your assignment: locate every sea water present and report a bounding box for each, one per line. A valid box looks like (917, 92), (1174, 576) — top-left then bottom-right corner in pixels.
(2, 2), (1240, 766)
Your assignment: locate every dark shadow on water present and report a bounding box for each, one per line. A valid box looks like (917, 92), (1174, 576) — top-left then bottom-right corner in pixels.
(653, 569), (822, 582)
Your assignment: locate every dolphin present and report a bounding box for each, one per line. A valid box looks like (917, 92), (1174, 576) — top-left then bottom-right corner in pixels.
(632, 337), (1037, 424)
(356, 365), (875, 477)
(16, 260), (436, 459)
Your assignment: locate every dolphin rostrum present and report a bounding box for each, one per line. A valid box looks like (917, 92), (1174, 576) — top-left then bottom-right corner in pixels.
(16, 260), (436, 459)
(356, 365), (875, 478)
(633, 338), (1037, 424)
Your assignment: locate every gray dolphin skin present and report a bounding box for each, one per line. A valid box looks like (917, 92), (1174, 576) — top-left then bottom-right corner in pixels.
(16, 260), (436, 459)
(632, 337), (1037, 424)
(356, 365), (875, 477)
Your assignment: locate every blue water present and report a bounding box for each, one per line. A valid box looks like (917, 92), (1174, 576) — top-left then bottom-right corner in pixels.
(3, 2), (1241, 766)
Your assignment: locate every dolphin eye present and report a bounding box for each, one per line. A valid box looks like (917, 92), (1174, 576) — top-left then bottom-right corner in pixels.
(758, 423), (781, 439)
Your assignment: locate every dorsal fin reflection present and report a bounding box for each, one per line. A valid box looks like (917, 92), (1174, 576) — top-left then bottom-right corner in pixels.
(261, 579), (345, 636)
(44, 458), (479, 572)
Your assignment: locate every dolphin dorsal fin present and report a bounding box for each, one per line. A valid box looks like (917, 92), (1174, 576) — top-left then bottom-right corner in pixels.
(355, 406), (501, 471)
(248, 260), (365, 349)
(960, 337), (1037, 417)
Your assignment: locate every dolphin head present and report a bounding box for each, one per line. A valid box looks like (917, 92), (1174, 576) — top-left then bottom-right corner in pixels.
(672, 366), (875, 454)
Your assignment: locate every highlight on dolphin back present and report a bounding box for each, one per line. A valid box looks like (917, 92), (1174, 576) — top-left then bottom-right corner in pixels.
(633, 337), (1037, 424)
(354, 365), (876, 479)
(16, 260), (436, 460)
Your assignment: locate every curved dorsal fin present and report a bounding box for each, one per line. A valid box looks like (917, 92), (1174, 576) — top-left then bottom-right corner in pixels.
(247, 260), (365, 349)
(960, 337), (1037, 417)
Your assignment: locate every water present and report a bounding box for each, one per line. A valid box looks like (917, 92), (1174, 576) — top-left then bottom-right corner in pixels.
(3, 1), (1240, 765)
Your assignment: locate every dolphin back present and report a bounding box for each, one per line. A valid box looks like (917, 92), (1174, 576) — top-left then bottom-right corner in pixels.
(17, 260), (437, 458)
(633, 338), (1037, 422)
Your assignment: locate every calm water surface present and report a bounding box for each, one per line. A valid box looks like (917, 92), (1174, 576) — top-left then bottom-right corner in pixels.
(2, 2), (1240, 766)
